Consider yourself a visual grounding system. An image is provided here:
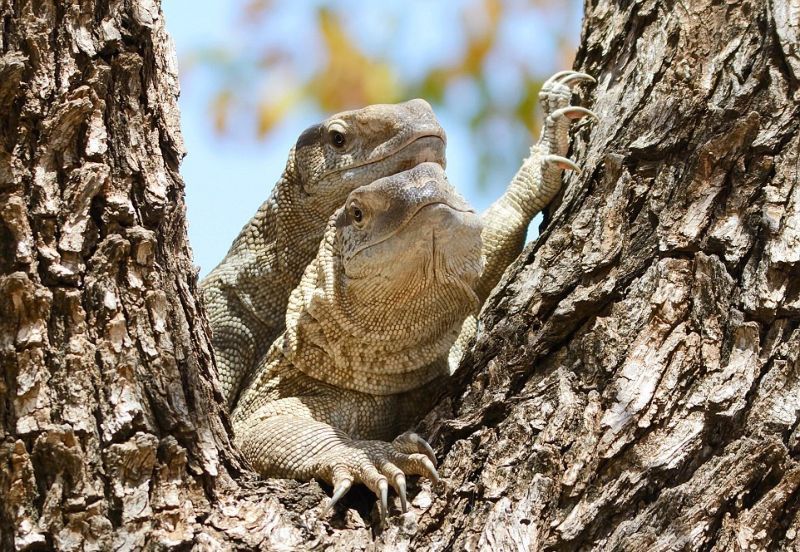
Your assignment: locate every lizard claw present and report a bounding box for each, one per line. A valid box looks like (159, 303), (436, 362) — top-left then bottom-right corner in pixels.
(544, 155), (582, 174)
(392, 431), (437, 466)
(417, 454), (440, 483)
(549, 106), (598, 122)
(322, 467), (353, 515)
(378, 461), (409, 512)
(378, 478), (389, 522)
(556, 71), (596, 86)
(394, 473), (408, 512)
(543, 70), (595, 88)
(542, 70), (579, 88)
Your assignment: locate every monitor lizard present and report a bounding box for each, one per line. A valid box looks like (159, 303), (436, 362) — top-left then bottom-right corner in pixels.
(227, 71), (596, 518)
(200, 100), (447, 407)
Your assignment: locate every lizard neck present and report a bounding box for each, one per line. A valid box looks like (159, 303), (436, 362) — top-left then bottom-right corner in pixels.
(283, 227), (476, 395)
(274, 158), (332, 278)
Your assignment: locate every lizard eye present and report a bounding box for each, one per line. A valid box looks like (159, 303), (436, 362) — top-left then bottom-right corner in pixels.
(350, 202), (365, 225)
(330, 129), (346, 149)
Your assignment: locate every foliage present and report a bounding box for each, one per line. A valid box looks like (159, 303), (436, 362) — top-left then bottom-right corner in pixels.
(184, 0), (581, 190)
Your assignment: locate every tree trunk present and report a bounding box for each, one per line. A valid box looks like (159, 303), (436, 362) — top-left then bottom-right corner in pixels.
(0, 1), (248, 549)
(2, 0), (798, 550)
(403, 0), (800, 549)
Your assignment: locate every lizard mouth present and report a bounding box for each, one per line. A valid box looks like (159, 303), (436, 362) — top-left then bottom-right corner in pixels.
(325, 134), (447, 178)
(408, 201), (475, 222)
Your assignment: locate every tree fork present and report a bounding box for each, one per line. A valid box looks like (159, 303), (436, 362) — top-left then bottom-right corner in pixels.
(1, 0), (798, 550)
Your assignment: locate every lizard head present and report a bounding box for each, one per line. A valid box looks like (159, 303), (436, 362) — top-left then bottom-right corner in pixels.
(286, 163), (483, 394)
(330, 162), (483, 338)
(336, 162), (482, 289)
(291, 100), (446, 213)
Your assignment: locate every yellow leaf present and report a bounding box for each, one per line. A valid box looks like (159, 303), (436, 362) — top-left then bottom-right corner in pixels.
(211, 89), (232, 134)
(257, 91), (299, 137)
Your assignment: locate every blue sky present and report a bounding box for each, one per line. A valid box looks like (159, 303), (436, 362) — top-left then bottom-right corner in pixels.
(161, 1), (581, 276)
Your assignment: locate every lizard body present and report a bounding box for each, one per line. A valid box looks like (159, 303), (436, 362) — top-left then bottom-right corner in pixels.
(227, 72), (597, 517)
(200, 100), (446, 406)
(233, 162), (482, 515)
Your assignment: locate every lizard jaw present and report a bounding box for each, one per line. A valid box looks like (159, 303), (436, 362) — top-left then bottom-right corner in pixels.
(326, 133), (447, 178)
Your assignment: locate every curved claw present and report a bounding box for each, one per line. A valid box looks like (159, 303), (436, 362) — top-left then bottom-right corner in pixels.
(394, 474), (408, 513)
(322, 477), (352, 516)
(558, 71), (596, 86)
(544, 155), (582, 174)
(394, 432), (437, 466)
(543, 70), (578, 87)
(543, 70), (595, 88)
(378, 478), (389, 522)
(410, 433), (437, 466)
(419, 455), (441, 483)
(550, 106), (598, 122)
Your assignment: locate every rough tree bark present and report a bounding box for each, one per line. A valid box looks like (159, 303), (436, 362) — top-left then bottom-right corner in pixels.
(0, 1), (250, 549)
(2, 0), (798, 551)
(404, 0), (800, 549)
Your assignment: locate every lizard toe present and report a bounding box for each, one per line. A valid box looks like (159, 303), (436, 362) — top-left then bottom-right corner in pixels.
(350, 459), (391, 521)
(556, 71), (596, 86)
(392, 431), (437, 466)
(540, 84), (572, 118)
(388, 451), (440, 483)
(375, 461), (407, 512)
(321, 465), (354, 515)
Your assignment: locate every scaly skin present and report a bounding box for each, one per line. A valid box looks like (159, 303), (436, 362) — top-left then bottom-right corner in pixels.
(232, 162), (483, 518)
(229, 71), (597, 518)
(449, 71), (597, 369)
(200, 100), (446, 407)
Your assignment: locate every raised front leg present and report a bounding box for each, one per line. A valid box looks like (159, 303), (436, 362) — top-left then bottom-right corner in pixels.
(449, 71), (597, 372)
(475, 70), (597, 302)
